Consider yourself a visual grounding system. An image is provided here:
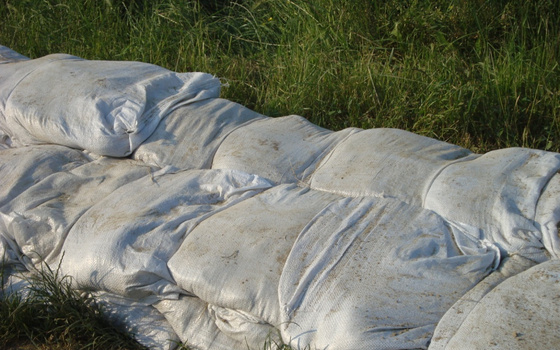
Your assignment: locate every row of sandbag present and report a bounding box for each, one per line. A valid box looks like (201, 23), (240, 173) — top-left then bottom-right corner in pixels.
(134, 97), (560, 263)
(1, 46), (559, 262)
(0, 142), (502, 349)
(1, 147), (559, 350)
(131, 98), (560, 349)
(1, 101), (559, 349)
(2, 46), (560, 349)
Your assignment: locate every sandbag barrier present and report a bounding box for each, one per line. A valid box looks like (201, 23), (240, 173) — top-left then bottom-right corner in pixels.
(1, 45), (559, 349)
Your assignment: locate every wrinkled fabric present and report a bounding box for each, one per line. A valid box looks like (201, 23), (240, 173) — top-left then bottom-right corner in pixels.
(0, 46), (220, 157)
(279, 196), (498, 350)
(431, 258), (560, 350)
(1, 46), (559, 350)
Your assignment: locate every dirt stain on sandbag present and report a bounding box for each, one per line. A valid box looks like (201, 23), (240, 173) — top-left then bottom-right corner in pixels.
(257, 139), (280, 151)
(221, 250), (239, 261)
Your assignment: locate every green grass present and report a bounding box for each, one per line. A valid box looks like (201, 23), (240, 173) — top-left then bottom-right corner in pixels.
(0, 261), (147, 349)
(0, 0), (559, 348)
(1, 0), (558, 153)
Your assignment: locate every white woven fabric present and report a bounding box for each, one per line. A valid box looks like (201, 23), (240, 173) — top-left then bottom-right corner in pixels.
(1, 46), (559, 349)
(0, 47), (220, 157)
(431, 258), (560, 350)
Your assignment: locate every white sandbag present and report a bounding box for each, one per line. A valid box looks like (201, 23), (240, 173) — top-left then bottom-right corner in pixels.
(208, 305), (284, 349)
(279, 196), (499, 350)
(435, 259), (560, 350)
(0, 45), (30, 63)
(133, 98), (265, 170)
(309, 128), (474, 205)
(155, 296), (257, 350)
(0, 145), (88, 207)
(61, 169), (271, 301)
(2, 45), (560, 350)
(534, 172), (560, 259)
(95, 292), (180, 350)
(0, 54), (71, 146)
(0, 273), (32, 299)
(0, 53), (220, 156)
(167, 184), (342, 347)
(428, 255), (537, 350)
(425, 148), (560, 262)
(212, 115), (359, 184)
(0, 234), (10, 266)
(0, 157), (152, 267)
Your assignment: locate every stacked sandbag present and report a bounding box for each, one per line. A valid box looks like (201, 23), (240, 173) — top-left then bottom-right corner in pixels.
(278, 196), (499, 349)
(0, 144), (89, 269)
(166, 184), (342, 348)
(1, 46), (560, 350)
(94, 292), (181, 350)
(60, 169), (271, 301)
(0, 157), (153, 268)
(133, 98), (266, 170)
(534, 173), (560, 259)
(429, 258), (560, 350)
(0, 45), (220, 157)
(308, 128), (474, 205)
(0, 45), (30, 63)
(0, 145), (88, 207)
(424, 148), (560, 262)
(207, 116), (560, 348)
(211, 115), (360, 184)
(155, 296), (250, 350)
(427, 255), (537, 350)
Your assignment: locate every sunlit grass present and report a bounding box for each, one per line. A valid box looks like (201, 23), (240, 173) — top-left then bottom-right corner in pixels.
(1, 0), (559, 152)
(0, 261), (147, 349)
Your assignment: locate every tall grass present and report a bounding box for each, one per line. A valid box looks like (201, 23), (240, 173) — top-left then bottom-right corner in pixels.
(1, 0), (558, 152)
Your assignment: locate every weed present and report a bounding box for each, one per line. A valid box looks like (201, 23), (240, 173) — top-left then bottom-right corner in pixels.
(0, 260), (146, 349)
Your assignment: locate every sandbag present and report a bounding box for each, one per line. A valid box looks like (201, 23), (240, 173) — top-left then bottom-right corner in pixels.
(167, 184), (342, 348)
(0, 144), (88, 207)
(133, 98), (265, 170)
(425, 148), (560, 262)
(60, 169), (271, 301)
(155, 296), (258, 350)
(433, 258), (560, 350)
(0, 235), (8, 266)
(95, 292), (180, 350)
(428, 255), (537, 350)
(2, 45), (560, 350)
(212, 115), (359, 184)
(279, 196), (500, 350)
(308, 128), (474, 205)
(0, 45), (30, 64)
(0, 157), (152, 268)
(0, 50), (220, 156)
(534, 173), (560, 259)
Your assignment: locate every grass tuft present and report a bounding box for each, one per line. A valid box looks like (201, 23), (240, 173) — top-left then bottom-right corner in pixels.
(0, 261), (147, 349)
